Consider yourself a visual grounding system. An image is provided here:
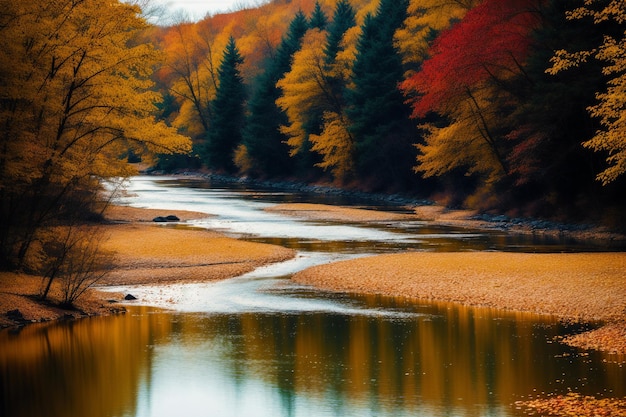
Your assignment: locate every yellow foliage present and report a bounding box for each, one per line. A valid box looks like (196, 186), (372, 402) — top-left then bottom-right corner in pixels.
(549, 0), (626, 184)
(309, 112), (354, 181)
(416, 84), (507, 183)
(0, 0), (190, 187)
(396, 0), (477, 71)
(276, 29), (331, 155)
(233, 143), (253, 174)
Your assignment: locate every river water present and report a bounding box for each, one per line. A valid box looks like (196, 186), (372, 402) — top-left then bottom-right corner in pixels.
(1, 176), (624, 417)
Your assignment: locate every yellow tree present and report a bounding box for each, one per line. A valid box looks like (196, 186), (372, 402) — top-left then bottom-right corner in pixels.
(276, 5), (360, 181)
(0, 0), (190, 268)
(161, 20), (226, 138)
(547, 1), (626, 184)
(309, 111), (354, 180)
(277, 29), (331, 155)
(416, 84), (507, 184)
(395, 0), (477, 71)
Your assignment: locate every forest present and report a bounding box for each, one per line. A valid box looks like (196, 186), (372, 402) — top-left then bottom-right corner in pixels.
(151, 0), (626, 224)
(0, 0), (624, 276)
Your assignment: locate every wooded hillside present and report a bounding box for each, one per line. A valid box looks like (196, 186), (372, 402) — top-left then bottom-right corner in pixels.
(151, 0), (626, 225)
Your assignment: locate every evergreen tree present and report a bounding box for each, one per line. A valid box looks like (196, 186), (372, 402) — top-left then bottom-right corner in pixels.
(346, 0), (416, 189)
(204, 37), (246, 173)
(242, 11), (309, 176)
(324, 0), (356, 64)
(322, 0), (356, 113)
(309, 1), (328, 30)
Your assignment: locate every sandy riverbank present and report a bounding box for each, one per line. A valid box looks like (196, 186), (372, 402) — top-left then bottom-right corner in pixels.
(293, 252), (626, 353)
(0, 206), (295, 328)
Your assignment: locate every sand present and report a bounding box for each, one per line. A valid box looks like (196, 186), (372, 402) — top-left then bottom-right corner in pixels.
(1, 201), (625, 356)
(293, 251), (626, 354)
(0, 205), (295, 328)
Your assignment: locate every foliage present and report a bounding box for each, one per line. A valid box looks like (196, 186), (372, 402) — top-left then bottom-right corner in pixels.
(309, 112), (354, 180)
(242, 11), (310, 176)
(401, 0), (543, 184)
(346, 0), (417, 187)
(0, 0), (190, 269)
(204, 37), (246, 172)
(547, 0), (626, 185)
(395, 0), (478, 72)
(276, 1), (358, 181)
(277, 29), (335, 155)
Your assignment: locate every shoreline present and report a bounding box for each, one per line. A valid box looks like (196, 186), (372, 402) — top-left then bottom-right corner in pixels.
(170, 171), (626, 245)
(0, 205), (295, 329)
(292, 251), (626, 354)
(1, 192), (625, 357)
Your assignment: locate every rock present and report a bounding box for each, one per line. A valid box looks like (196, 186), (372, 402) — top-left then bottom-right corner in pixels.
(6, 309), (25, 322)
(153, 215), (180, 222)
(124, 294), (137, 300)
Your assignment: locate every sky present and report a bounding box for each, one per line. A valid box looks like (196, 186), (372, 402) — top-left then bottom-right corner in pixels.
(152, 0), (263, 21)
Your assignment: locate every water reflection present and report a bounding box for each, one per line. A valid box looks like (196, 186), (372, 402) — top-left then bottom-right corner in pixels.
(2, 303), (624, 417)
(117, 176), (623, 253)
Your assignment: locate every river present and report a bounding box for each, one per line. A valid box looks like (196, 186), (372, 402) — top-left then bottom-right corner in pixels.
(1, 176), (624, 417)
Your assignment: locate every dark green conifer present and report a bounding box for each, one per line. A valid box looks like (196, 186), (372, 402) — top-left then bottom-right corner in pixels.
(243, 11), (309, 176)
(323, 0), (356, 64)
(345, 0), (416, 189)
(204, 37), (246, 173)
(309, 1), (327, 30)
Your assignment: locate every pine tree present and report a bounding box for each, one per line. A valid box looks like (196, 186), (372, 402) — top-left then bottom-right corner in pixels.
(242, 11), (309, 176)
(324, 0), (356, 64)
(204, 37), (246, 173)
(309, 1), (328, 30)
(346, 0), (416, 188)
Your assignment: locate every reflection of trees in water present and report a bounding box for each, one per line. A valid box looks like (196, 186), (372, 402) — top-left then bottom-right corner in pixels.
(0, 307), (168, 417)
(2, 304), (625, 417)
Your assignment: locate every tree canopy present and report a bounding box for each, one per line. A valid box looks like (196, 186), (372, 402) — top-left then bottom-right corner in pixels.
(0, 0), (190, 269)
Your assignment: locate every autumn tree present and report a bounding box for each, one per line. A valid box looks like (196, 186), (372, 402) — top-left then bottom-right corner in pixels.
(276, 1), (358, 181)
(0, 0), (190, 269)
(395, 0), (478, 72)
(401, 0), (543, 187)
(204, 37), (246, 172)
(547, 0), (626, 185)
(346, 0), (417, 188)
(160, 20), (223, 139)
(241, 11), (310, 176)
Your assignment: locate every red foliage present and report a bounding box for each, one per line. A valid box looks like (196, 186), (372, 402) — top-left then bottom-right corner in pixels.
(401, 0), (543, 118)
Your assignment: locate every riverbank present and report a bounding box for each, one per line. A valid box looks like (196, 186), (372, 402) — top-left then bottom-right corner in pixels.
(0, 206), (295, 328)
(269, 202), (626, 353)
(293, 252), (626, 354)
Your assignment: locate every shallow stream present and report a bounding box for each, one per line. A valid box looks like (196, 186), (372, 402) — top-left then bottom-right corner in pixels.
(1, 176), (624, 417)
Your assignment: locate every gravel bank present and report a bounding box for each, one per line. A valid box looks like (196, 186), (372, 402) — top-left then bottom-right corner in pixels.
(293, 251), (626, 354)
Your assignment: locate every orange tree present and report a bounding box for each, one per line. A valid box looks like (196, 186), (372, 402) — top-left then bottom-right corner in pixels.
(0, 0), (191, 269)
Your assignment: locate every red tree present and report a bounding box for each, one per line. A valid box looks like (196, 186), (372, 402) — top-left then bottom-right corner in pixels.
(401, 0), (542, 119)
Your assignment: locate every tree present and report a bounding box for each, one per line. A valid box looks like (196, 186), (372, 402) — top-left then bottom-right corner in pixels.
(401, 0), (543, 184)
(242, 11), (310, 176)
(276, 1), (358, 182)
(547, 0), (626, 185)
(309, 1), (328, 30)
(346, 0), (417, 188)
(159, 20), (223, 139)
(324, 0), (357, 64)
(0, 0), (190, 269)
(395, 0), (478, 72)
(204, 36), (246, 172)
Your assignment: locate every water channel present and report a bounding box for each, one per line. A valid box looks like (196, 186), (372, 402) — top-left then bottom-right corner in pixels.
(1, 176), (625, 417)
